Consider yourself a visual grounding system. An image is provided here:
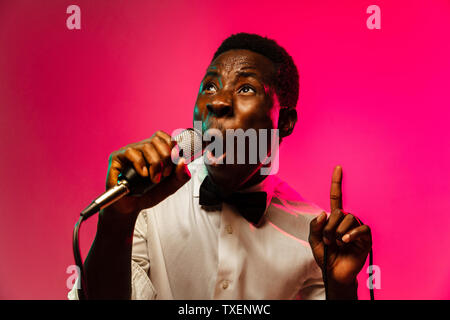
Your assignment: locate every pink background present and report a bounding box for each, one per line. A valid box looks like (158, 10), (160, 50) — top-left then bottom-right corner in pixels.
(0, 0), (449, 299)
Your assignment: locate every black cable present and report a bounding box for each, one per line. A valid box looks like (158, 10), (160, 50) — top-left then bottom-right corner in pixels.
(355, 216), (375, 300)
(323, 244), (329, 300)
(369, 248), (374, 300)
(73, 215), (87, 300)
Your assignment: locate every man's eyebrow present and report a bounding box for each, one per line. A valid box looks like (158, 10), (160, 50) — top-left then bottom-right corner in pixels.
(236, 71), (259, 78)
(204, 70), (219, 78)
(203, 66), (263, 83)
(240, 65), (258, 70)
(236, 65), (262, 78)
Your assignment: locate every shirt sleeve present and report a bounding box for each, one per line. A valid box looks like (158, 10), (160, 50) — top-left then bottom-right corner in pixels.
(130, 210), (157, 299)
(67, 210), (157, 300)
(296, 255), (326, 300)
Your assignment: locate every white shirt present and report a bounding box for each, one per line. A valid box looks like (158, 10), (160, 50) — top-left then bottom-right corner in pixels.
(69, 158), (325, 300)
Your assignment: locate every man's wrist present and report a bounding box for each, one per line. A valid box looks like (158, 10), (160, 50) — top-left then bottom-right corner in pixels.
(327, 278), (358, 300)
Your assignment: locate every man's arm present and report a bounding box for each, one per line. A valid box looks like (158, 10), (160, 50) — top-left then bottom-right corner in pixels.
(327, 279), (358, 300)
(82, 208), (138, 299)
(80, 130), (191, 299)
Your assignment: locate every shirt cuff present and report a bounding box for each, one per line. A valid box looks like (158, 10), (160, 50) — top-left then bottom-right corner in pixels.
(131, 260), (157, 300)
(66, 261), (157, 300)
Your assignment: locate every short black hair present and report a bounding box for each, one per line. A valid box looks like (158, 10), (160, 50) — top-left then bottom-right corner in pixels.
(212, 33), (299, 110)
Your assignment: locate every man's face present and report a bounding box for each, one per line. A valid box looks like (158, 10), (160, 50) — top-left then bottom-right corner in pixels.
(194, 49), (279, 137)
(193, 49), (281, 189)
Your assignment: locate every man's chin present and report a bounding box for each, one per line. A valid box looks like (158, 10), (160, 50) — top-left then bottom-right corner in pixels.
(204, 160), (264, 191)
(204, 149), (226, 167)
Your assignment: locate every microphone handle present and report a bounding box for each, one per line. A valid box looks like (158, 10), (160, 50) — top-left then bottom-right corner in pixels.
(80, 180), (130, 220)
(80, 127), (202, 220)
(80, 163), (173, 220)
(117, 165), (159, 196)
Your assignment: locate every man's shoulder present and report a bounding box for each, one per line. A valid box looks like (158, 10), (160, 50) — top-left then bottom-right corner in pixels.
(263, 175), (324, 248)
(269, 175), (325, 221)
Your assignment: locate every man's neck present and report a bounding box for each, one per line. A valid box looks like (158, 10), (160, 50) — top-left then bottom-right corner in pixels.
(206, 165), (269, 195)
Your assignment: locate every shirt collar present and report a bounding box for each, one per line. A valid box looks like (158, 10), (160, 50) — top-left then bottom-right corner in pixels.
(190, 157), (278, 214)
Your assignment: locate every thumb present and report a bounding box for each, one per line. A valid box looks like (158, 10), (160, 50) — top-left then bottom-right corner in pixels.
(138, 158), (191, 210)
(308, 211), (327, 255)
(162, 157), (191, 193)
(172, 157), (192, 187)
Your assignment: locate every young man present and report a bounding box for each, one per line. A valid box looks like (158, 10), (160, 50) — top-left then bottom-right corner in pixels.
(69, 33), (372, 300)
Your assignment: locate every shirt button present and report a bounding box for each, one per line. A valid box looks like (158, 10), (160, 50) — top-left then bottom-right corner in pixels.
(222, 280), (229, 289)
(226, 225), (233, 234)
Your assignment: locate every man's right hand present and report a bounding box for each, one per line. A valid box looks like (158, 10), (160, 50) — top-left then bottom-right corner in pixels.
(104, 130), (191, 219)
(82, 130), (190, 299)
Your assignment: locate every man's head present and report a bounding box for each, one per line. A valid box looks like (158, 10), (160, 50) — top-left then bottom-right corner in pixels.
(193, 33), (299, 190)
(213, 33), (299, 116)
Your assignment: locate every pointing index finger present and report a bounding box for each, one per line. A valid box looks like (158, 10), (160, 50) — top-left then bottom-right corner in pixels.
(330, 165), (343, 211)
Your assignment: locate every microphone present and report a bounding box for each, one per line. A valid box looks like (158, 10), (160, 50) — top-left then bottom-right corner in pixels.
(80, 128), (203, 220)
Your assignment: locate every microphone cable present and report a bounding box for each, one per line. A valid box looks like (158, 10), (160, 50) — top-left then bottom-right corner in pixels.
(72, 215), (88, 300)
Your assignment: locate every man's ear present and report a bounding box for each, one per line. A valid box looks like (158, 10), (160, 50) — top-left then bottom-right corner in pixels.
(278, 107), (298, 138)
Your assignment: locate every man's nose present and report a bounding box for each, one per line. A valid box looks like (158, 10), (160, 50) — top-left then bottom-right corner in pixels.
(206, 93), (233, 118)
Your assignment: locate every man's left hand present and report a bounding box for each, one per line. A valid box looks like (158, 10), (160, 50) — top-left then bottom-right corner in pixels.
(308, 165), (372, 295)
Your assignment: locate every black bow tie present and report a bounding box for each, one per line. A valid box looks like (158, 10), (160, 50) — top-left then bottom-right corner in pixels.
(199, 176), (267, 226)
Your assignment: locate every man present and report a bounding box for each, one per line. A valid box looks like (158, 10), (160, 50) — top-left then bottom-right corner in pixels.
(69, 33), (371, 300)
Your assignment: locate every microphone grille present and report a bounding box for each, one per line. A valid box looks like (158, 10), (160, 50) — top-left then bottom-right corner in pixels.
(174, 128), (203, 163)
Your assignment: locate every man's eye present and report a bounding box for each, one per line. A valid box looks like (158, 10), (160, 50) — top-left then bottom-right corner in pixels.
(203, 82), (217, 93)
(238, 85), (256, 94)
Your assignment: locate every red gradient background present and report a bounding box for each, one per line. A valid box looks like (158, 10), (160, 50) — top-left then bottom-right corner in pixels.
(0, 0), (449, 299)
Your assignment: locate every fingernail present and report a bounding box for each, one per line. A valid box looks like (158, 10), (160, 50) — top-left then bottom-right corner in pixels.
(142, 167), (148, 177)
(171, 147), (180, 164)
(342, 234), (350, 243)
(317, 212), (326, 223)
(155, 172), (161, 183)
